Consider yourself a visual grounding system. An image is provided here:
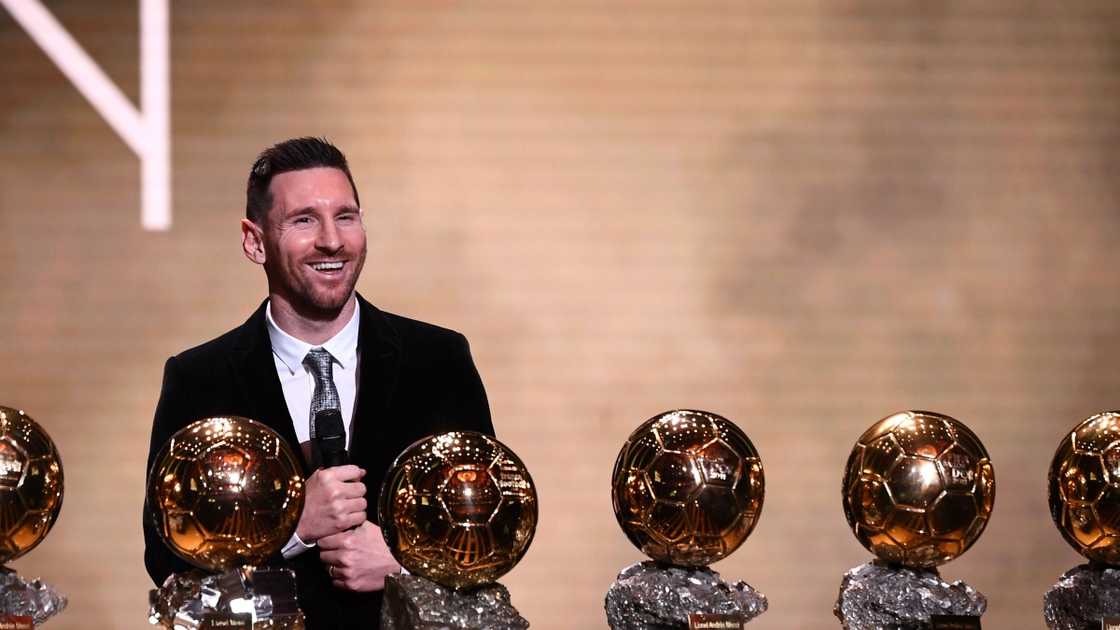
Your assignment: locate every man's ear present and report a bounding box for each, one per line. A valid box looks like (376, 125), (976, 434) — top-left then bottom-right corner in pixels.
(241, 219), (267, 264)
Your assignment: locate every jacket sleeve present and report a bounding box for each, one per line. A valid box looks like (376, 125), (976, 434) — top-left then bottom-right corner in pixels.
(143, 356), (196, 585)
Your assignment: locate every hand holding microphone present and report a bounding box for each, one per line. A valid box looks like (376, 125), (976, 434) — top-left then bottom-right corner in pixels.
(294, 410), (367, 544)
(306, 409), (402, 592)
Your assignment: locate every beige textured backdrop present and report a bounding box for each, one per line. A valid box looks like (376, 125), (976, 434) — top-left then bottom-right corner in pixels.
(2, 1), (1120, 628)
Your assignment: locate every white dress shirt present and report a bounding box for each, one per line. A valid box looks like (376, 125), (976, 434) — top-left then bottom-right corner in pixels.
(267, 301), (360, 558)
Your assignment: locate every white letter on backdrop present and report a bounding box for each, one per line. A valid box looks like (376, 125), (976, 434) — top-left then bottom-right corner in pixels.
(1, 0), (170, 230)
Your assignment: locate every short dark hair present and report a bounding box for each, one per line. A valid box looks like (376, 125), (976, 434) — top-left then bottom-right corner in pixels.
(245, 137), (361, 224)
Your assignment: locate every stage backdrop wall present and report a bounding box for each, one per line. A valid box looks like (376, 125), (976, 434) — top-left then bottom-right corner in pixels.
(2, 1), (1119, 628)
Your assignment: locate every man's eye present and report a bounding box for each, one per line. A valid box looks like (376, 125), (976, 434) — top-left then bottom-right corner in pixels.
(293, 216), (313, 225)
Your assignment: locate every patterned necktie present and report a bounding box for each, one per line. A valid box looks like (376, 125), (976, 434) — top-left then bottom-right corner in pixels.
(303, 348), (341, 439)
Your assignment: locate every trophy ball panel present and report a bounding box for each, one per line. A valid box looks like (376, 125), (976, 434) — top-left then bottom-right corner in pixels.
(1072, 414), (1120, 452)
(378, 431), (538, 590)
(1096, 486), (1120, 531)
(890, 414), (956, 458)
(1065, 505), (1103, 547)
(689, 486), (740, 535)
(648, 451), (701, 503)
(147, 416), (305, 572)
(928, 492), (979, 538)
(9, 513), (48, 550)
(611, 409), (764, 567)
(695, 439), (742, 486)
(656, 414), (717, 452)
(0, 407), (63, 564)
(16, 459), (60, 512)
(1047, 412), (1120, 564)
(886, 457), (942, 509)
(842, 410), (994, 568)
(861, 435), (904, 478)
(851, 478), (893, 530)
(741, 460), (764, 514)
(1090, 537), (1120, 565)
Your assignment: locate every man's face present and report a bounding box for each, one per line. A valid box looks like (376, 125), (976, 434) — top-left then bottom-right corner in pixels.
(256, 167), (366, 316)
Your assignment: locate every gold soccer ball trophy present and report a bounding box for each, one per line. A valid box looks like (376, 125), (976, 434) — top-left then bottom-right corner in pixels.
(842, 410), (995, 567)
(378, 431), (537, 629)
(147, 416), (305, 629)
(1043, 411), (1120, 629)
(1048, 411), (1120, 564)
(612, 409), (764, 566)
(606, 409), (767, 629)
(0, 406), (66, 626)
(836, 410), (994, 629)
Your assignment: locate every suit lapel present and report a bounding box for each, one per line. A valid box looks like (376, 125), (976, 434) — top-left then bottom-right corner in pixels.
(229, 301), (309, 476)
(350, 295), (402, 464)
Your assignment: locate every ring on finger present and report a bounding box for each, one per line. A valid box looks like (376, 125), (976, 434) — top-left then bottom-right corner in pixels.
(328, 565), (336, 579)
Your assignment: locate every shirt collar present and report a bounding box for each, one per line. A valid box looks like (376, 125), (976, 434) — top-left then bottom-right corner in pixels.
(265, 300), (361, 375)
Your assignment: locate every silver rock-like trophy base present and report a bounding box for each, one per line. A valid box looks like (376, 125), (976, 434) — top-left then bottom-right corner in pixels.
(148, 567), (304, 629)
(380, 573), (529, 630)
(834, 561), (985, 630)
(0, 566), (67, 626)
(1043, 563), (1120, 630)
(604, 561), (767, 630)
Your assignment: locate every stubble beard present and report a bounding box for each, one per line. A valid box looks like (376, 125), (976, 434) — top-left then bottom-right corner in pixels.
(271, 248), (367, 322)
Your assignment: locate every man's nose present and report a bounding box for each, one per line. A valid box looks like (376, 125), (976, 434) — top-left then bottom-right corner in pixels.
(316, 219), (343, 252)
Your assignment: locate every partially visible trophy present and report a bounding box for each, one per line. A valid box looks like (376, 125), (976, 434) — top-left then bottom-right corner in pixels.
(1043, 411), (1120, 630)
(0, 406), (65, 628)
(605, 409), (767, 630)
(146, 416), (306, 629)
(835, 410), (994, 629)
(378, 431), (538, 630)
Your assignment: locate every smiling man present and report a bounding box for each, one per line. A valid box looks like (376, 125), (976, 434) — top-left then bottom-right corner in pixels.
(143, 137), (494, 629)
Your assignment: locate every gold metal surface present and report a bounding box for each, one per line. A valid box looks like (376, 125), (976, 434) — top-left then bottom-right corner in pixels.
(1047, 411), (1120, 565)
(0, 406), (63, 564)
(611, 409), (764, 567)
(379, 431), (538, 590)
(147, 417), (305, 572)
(842, 410), (995, 568)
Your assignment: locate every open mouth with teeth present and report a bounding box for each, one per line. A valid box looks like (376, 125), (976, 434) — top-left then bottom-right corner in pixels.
(309, 261), (345, 273)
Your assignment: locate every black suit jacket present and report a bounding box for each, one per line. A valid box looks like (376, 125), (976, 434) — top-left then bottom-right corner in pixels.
(143, 295), (493, 629)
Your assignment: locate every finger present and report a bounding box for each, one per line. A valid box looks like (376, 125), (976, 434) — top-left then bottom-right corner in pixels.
(317, 531), (346, 550)
(324, 509), (365, 534)
(318, 549), (342, 565)
(340, 510), (366, 531)
(321, 465), (365, 483)
(326, 495), (365, 521)
(339, 497), (367, 515)
(334, 480), (367, 499)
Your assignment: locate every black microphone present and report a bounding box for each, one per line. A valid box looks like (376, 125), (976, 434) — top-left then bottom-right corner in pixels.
(313, 409), (348, 468)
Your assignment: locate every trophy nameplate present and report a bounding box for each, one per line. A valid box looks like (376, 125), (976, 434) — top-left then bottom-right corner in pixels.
(1102, 617), (1120, 630)
(200, 613), (252, 629)
(688, 613), (744, 630)
(931, 614), (981, 630)
(0, 615), (33, 630)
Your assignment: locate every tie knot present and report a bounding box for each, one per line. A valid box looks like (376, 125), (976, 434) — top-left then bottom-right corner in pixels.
(303, 348), (334, 378)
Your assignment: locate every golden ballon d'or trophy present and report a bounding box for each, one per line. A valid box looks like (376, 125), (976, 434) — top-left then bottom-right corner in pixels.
(835, 410), (995, 630)
(0, 406), (65, 628)
(146, 416), (306, 629)
(1043, 411), (1120, 630)
(378, 431), (538, 630)
(605, 409), (767, 630)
